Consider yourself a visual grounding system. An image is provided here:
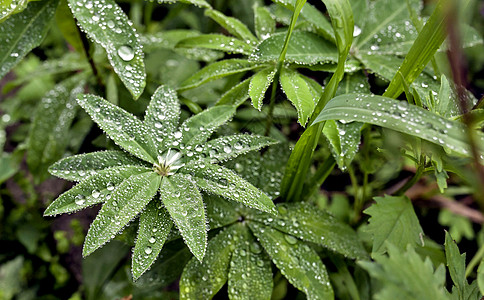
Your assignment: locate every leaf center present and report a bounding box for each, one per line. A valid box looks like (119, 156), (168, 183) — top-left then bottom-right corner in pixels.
(153, 149), (184, 176)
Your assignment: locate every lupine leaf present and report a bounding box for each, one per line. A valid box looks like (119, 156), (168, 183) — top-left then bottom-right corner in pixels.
(250, 31), (337, 65)
(176, 34), (254, 55)
(205, 195), (240, 230)
(216, 77), (251, 107)
(82, 172), (161, 256)
(254, 6), (275, 40)
(249, 203), (367, 259)
(228, 224), (273, 300)
(0, 0), (30, 22)
(0, 0), (59, 79)
(161, 174), (207, 261)
(77, 94), (157, 163)
(249, 67), (276, 110)
(132, 198), (173, 280)
(156, 0), (211, 9)
(182, 162), (276, 214)
(45, 166), (151, 216)
(48, 150), (147, 182)
(313, 93), (484, 157)
(279, 67), (315, 126)
(69, 0), (146, 98)
(180, 105), (235, 146)
(364, 195), (423, 255)
(179, 225), (239, 300)
(204, 9), (257, 43)
(55, 0), (84, 53)
(249, 222), (334, 300)
(179, 59), (261, 91)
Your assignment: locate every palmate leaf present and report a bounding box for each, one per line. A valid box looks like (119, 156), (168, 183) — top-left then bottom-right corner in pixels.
(179, 224), (240, 300)
(132, 198), (173, 280)
(204, 9), (258, 43)
(0, 0), (59, 79)
(249, 222), (334, 300)
(83, 172), (160, 256)
(69, 0), (146, 98)
(249, 67), (276, 110)
(205, 195), (240, 230)
(279, 67), (315, 126)
(254, 6), (275, 40)
(45, 166), (151, 216)
(176, 34), (254, 55)
(77, 94), (157, 163)
(161, 174), (207, 262)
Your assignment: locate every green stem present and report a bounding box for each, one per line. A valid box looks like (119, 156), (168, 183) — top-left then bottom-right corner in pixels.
(465, 242), (484, 277)
(264, 69), (280, 136)
(77, 20), (103, 89)
(394, 156), (425, 196)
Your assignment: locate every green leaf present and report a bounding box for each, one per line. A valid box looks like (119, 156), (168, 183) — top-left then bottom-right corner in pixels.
(69, 0), (146, 98)
(216, 76), (251, 107)
(228, 224), (273, 300)
(77, 94), (157, 163)
(205, 195), (240, 229)
(0, 0), (59, 79)
(82, 172), (160, 256)
(322, 120), (363, 170)
(132, 198), (173, 280)
(156, 0), (211, 9)
(48, 150), (147, 182)
(0, 153), (18, 184)
(250, 203), (367, 259)
(55, 0), (84, 53)
(182, 162), (276, 214)
(364, 195), (423, 255)
(249, 67), (276, 110)
(1, 0), (29, 22)
(45, 166), (151, 216)
(176, 34), (254, 55)
(279, 67), (315, 126)
(249, 222), (334, 300)
(254, 6), (275, 40)
(179, 59), (261, 91)
(180, 105), (235, 146)
(477, 260), (484, 296)
(313, 93), (484, 157)
(445, 231), (468, 298)
(204, 9), (257, 43)
(161, 174), (207, 261)
(27, 75), (85, 180)
(250, 31), (337, 65)
(179, 224), (240, 300)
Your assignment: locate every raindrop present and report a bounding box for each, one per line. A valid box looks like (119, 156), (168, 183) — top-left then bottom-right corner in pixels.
(353, 25), (362, 37)
(149, 237), (156, 243)
(223, 145), (232, 154)
(284, 235), (298, 245)
(117, 45), (135, 61)
(92, 190), (101, 198)
(145, 247), (153, 254)
(75, 195), (85, 205)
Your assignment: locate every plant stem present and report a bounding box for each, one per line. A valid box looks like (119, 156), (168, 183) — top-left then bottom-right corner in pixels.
(77, 21), (103, 88)
(264, 67), (280, 136)
(465, 242), (484, 277)
(394, 156), (425, 196)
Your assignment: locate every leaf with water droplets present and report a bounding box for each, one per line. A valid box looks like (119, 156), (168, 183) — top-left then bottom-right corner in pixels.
(228, 224), (273, 300)
(156, 0), (211, 8)
(77, 94), (157, 163)
(250, 203), (367, 259)
(82, 172), (161, 256)
(179, 224), (240, 300)
(180, 105), (235, 146)
(323, 120), (362, 170)
(49, 150), (148, 182)
(45, 166), (151, 216)
(178, 59), (261, 91)
(27, 75), (85, 180)
(205, 194), (240, 230)
(204, 9), (257, 43)
(68, 0), (146, 98)
(254, 6), (275, 40)
(144, 85), (180, 151)
(216, 77), (251, 107)
(182, 162), (276, 214)
(202, 134), (278, 163)
(249, 222), (334, 300)
(176, 34), (254, 55)
(0, 0), (59, 79)
(250, 31), (337, 65)
(160, 174), (207, 261)
(280, 67), (315, 126)
(0, 0), (29, 22)
(313, 93), (484, 157)
(249, 67), (276, 110)
(132, 198), (173, 280)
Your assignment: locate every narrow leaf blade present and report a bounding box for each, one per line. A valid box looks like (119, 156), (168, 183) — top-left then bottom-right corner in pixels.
(280, 67), (315, 126)
(176, 34), (254, 55)
(249, 67), (276, 110)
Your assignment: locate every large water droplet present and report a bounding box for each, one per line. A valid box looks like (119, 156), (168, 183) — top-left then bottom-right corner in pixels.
(145, 247), (153, 254)
(117, 45), (135, 61)
(75, 195), (85, 205)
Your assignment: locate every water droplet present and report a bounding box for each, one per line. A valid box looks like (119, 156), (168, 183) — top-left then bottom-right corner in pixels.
(149, 237), (156, 243)
(107, 20), (115, 29)
(353, 25), (362, 37)
(284, 235), (298, 245)
(145, 247), (152, 254)
(223, 145), (232, 154)
(92, 190), (101, 198)
(75, 195), (85, 205)
(117, 45), (135, 61)
(174, 131), (182, 139)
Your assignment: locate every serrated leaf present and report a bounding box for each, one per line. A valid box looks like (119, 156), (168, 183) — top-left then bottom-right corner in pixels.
(250, 31), (337, 65)
(161, 174), (207, 261)
(82, 172), (160, 256)
(69, 0), (146, 98)
(249, 222), (334, 300)
(77, 94), (157, 163)
(228, 224), (273, 300)
(204, 9), (257, 43)
(27, 75), (85, 180)
(176, 34), (254, 55)
(364, 195), (423, 255)
(180, 105), (235, 146)
(249, 67), (276, 110)
(45, 166), (151, 216)
(250, 203), (367, 259)
(179, 59), (260, 91)
(132, 198), (173, 280)
(0, 0), (59, 79)
(216, 76), (251, 107)
(182, 162), (276, 214)
(445, 231), (468, 298)
(179, 225), (239, 300)
(254, 6), (275, 40)
(313, 93), (484, 157)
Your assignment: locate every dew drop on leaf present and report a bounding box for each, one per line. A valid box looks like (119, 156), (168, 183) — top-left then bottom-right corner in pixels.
(117, 45), (135, 61)
(144, 247), (153, 254)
